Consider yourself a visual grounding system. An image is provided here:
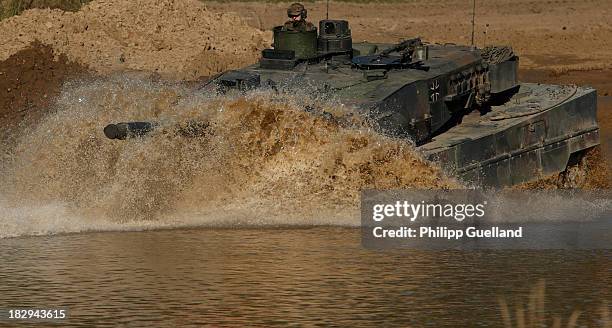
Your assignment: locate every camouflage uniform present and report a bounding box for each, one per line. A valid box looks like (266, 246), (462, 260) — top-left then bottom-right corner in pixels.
(283, 20), (316, 32)
(282, 3), (316, 32)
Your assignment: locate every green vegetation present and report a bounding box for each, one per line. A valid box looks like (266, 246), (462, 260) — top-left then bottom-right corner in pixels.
(498, 280), (610, 328)
(0, 0), (90, 20)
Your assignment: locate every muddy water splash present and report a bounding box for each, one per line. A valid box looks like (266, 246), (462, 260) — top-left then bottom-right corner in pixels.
(0, 75), (457, 237)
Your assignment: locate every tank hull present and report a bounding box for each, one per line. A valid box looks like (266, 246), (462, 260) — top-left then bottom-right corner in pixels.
(420, 83), (599, 187)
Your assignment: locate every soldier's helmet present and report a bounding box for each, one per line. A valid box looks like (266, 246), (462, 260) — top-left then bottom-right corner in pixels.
(287, 3), (307, 19)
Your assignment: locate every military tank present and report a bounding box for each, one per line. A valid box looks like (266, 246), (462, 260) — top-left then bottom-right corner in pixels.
(103, 19), (599, 187)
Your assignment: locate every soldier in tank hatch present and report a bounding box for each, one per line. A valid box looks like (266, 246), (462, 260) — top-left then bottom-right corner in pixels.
(283, 3), (316, 32)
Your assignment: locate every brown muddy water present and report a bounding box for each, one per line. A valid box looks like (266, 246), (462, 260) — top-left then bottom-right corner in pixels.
(0, 76), (610, 326)
(0, 229), (610, 327)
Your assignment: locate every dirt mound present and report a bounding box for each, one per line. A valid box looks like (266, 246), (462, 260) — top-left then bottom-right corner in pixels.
(0, 0), (271, 80)
(0, 42), (87, 140)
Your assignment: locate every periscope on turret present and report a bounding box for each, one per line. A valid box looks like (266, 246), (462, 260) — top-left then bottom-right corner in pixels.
(102, 16), (599, 188)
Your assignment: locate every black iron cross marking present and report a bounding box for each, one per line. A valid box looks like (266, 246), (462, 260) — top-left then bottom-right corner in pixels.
(429, 80), (440, 102)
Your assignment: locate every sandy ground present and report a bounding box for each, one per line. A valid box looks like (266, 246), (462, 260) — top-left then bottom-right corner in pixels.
(209, 0), (612, 73)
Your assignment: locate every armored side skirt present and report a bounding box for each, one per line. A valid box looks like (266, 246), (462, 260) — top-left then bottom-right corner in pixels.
(419, 83), (600, 187)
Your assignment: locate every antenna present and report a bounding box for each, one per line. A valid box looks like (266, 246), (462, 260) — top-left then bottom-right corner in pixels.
(470, 0), (476, 47)
(326, 0), (329, 19)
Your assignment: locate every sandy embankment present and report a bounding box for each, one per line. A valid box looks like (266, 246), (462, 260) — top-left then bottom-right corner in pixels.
(0, 0), (271, 79)
(0, 0), (271, 137)
(218, 0), (612, 74)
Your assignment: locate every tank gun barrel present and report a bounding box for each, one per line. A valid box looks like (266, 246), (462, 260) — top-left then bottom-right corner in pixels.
(103, 122), (155, 140)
